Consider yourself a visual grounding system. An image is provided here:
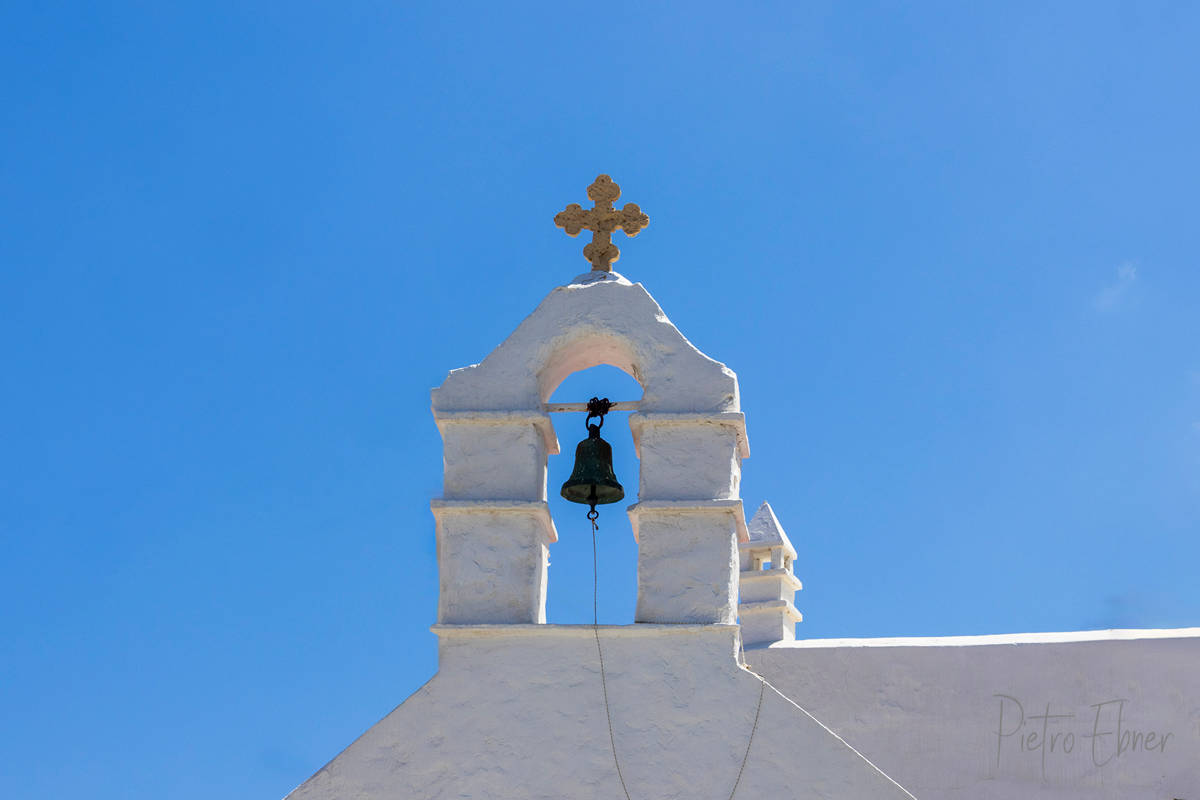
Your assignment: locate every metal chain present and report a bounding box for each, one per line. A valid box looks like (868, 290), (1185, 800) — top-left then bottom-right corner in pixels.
(728, 678), (765, 798)
(593, 517), (634, 800)
(589, 512), (765, 800)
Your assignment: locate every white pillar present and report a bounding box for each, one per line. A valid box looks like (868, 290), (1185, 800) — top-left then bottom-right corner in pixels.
(432, 412), (559, 624)
(629, 413), (750, 624)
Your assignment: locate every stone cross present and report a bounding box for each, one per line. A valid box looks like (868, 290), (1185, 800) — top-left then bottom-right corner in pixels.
(554, 174), (649, 272)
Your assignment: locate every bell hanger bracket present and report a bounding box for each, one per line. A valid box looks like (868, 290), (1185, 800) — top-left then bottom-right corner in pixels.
(585, 397), (612, 432)
(544, 400), (639, 414)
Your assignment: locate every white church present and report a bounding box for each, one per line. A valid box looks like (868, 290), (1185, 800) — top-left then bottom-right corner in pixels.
(287, 176), (1198, 799)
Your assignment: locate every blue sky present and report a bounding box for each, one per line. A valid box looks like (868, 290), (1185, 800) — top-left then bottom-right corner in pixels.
(2, 2), (1198, 798)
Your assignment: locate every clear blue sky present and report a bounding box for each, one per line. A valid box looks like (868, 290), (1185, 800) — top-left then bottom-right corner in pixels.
(2, 2), (1197, 798)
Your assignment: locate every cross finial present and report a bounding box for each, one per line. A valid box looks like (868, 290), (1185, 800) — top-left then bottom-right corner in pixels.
(554, 174), (649, 272)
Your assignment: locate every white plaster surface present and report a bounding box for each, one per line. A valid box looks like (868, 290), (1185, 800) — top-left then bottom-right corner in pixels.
(742, 502), (795, 560)
(285, 626), (915, 800)
(431, 271), (739, 413)
(432, 502), (553, 624)
(739, 599), (803, 646)
(633, 420), (743, 500)
(439, 421), (551, 500)
(739, 568), (802, 604)
(286, 625), (1199, 800)
(630, 506), (740, 624)
(749, 629), (1200, 799)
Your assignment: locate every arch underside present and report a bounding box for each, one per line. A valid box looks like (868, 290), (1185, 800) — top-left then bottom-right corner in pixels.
(433, 275), (738, 414)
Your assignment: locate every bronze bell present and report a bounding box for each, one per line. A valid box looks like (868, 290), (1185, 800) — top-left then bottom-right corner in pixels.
(560, 398), (624, 512)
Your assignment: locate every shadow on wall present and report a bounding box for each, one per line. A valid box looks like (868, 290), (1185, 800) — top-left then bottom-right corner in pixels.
(547, 365), (643, 625)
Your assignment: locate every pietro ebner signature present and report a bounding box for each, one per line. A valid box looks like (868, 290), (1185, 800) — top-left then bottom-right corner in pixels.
(993, 695), (1174, 780)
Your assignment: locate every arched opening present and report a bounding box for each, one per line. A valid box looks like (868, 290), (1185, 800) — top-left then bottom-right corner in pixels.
(545, 364), (643, 624)
(536, 334), (641, 405)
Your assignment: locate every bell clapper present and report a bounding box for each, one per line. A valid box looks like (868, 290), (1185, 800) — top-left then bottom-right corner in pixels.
(587, 486), (599, 527)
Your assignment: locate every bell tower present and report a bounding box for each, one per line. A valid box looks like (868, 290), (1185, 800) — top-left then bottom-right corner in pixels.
(430, 175), (749, 626)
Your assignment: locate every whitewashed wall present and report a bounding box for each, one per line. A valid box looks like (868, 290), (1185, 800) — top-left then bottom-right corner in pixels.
(752, 628), (1200, 800)
(285, 626), (914, 799)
